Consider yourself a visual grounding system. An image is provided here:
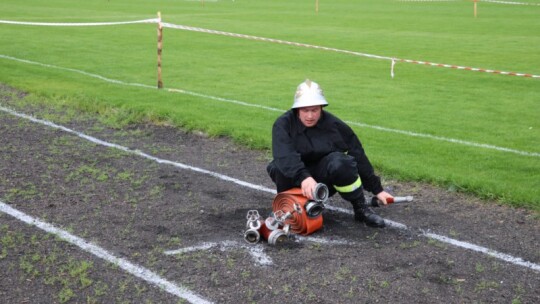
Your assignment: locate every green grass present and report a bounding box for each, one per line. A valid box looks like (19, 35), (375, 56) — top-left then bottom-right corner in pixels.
(0, 0), (538, 210)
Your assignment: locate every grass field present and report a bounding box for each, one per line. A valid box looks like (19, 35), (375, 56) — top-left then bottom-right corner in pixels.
(0, 0), (538, 210)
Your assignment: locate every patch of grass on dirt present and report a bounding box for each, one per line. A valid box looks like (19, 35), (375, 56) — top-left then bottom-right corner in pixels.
(0, 223), (177, 303)
(5, 182), (39, 201)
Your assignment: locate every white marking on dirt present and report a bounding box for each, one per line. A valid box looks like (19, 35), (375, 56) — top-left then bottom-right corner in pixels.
(0, 105), (275, 195)
(294, 235), (352, 245)
(0, 201), (212, 304)
(1, 106), (539, 273)
(247, 246), (273, 266)
(326, 205), (409, 230)
(426, 233), (540, 272)
(164, 241), (273, 266)
(1, 55), (538, 158)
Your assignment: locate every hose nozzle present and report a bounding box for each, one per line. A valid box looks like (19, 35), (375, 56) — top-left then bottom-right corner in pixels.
(313, 183), (329, 203)
(244, 229), (261, 244)
(370, 195), (414, 207)
(305, 200), (325, 218)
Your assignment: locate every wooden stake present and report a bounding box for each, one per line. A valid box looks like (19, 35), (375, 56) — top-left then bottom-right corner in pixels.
(157, 12), (163, 89)
(316, 0), (319, 14)
(474, 0), (478, 18)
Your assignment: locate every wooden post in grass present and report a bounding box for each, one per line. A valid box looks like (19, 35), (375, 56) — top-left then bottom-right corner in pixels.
(474, 0), (478, 18)
(157, 12), (163, 89)
(316, 0), (319, 14)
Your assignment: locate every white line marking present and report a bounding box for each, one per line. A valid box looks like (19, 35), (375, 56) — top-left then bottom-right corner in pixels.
(248, 246), (273, 266)
(425, 233), (540, 272)
(293, 235), (352, 245)
(326, 208), (539, 272)
(345, 121), (539, 157)
(164, 241), (273, 266)
(1, 105), (538, 273)
(0, 201), (212, 304)
(326, 205), (409, 230)
(1, 55), (538, 158)
(0, 105), (275, 194)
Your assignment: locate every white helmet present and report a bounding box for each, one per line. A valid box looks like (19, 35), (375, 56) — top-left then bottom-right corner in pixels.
(292, 79), (328, 109)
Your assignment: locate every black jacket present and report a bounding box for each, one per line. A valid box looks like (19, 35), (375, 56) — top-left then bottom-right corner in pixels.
(271, 109), (383, 194)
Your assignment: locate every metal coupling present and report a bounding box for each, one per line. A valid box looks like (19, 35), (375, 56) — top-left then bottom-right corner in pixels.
(305, 200), (325, 218)
(313, 183), (329, 203)
(265, 229), (288, 245)
(244, 210), (263, 244)
(244, 228), (261, 244)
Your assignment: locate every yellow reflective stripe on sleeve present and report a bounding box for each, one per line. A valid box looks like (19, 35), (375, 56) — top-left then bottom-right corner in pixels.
(333, 177), (362, 193)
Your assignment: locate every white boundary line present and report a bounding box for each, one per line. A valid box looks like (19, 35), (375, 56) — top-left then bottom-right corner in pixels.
(164, 241), (273, 266)
(0, 201), (212, 304)
(0, 105), (538, 273)
(0, 104), (274, 194)
(1, 54), (538, 158)
(326, 206), (540, 272)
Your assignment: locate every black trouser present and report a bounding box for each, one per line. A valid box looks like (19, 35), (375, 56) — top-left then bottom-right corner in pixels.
(267, 152), (365, 203)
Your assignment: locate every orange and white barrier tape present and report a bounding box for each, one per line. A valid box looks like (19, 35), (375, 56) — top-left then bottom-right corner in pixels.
(161, 23), (539, 79)
(396, 58), (538, 78)
(399, 0), (540, 4)
(0, 18), (159, 26)
(1, 17), (537, 79)
(480, 0), (540, 6)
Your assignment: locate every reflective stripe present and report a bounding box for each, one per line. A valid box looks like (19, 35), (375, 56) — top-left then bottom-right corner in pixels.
(334, 177), (362, 193)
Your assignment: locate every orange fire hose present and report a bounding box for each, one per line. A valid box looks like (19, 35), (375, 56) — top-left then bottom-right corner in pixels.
(272, 188), (323, 235)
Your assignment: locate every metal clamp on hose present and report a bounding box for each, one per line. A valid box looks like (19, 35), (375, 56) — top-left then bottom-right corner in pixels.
(305, 200), (325, 218)
(244, 229), (261, 244)
(244, 210), (263, 244)
(313, 183), (329, 203)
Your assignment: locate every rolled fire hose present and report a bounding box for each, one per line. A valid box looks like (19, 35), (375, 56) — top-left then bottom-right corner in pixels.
(272, 183), (329, 235)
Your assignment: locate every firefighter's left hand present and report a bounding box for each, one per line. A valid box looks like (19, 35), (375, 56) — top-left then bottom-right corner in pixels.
(376, 191), (394, 206)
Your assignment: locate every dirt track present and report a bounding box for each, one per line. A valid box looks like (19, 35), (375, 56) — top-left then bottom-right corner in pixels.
(0, 84), (539, 303)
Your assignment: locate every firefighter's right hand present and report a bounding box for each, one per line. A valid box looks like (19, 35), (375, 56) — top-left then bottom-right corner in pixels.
(301, 177), (317, 200)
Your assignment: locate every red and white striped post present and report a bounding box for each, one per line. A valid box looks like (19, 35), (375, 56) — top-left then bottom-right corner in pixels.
(157, 12), (163, 89)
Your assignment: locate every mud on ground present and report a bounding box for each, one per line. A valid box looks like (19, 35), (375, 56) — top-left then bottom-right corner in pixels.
(0, 84), (539, 303)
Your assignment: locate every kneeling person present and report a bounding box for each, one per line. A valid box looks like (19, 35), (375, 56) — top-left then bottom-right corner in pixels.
(267, 80), (393, 228)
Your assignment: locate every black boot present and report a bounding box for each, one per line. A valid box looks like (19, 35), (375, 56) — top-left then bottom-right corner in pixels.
(352, 201), (386, 228)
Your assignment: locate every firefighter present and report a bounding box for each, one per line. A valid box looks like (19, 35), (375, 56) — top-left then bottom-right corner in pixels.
(267, 79), (393, 228)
